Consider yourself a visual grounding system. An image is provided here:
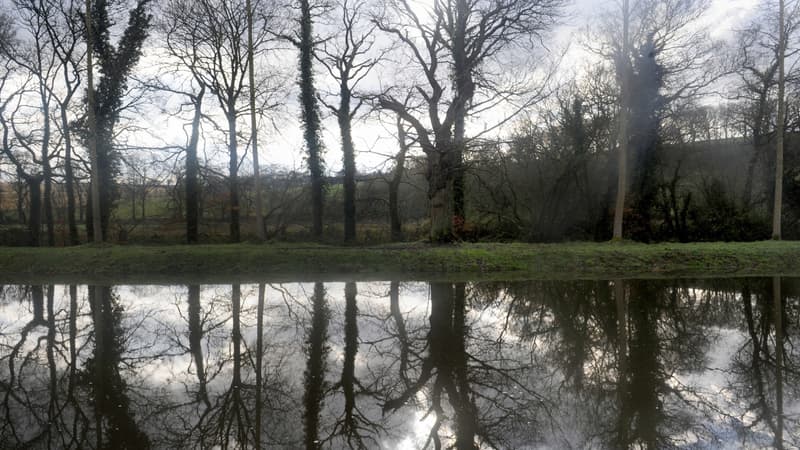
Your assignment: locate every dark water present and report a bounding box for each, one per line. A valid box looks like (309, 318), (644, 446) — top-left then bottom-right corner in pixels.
(0, 279), (797, 449)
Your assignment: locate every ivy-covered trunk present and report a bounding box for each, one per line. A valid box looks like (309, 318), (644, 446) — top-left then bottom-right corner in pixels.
(299, 0), (325, 239)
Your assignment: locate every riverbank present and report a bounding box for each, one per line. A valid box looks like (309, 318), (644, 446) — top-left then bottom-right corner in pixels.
(1, 241), (799, 283)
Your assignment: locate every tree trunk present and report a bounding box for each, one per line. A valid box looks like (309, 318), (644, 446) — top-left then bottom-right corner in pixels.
(16, 176), (26, 224)
(62, 107), (79, 245)
(299, 0), (325, 240)
(131, 185), (137, 220)
(452, 0), (472, 233)
(340, 89), (356, 243)
(773, 276), (784, 449)
(255, 283), (265, 448)
(85, 0), (103, 243)
(428, 147), (455, 242)
(341, 282), (358, 435)
(773, 0), (785, 240)
(28, 176), (42, 247)
(187, 285), (209, 407)
(613, 0), (630, 241)
(304, 282), (328, 449)
(186, 88), (204, 244)
(389, 120), (409, 241)
(41, 99), (54, 246)
(227, 109), (241, 243)
(247, 0), (265, 241)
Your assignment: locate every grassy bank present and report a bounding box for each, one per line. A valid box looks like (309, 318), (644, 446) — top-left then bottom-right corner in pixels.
(1, 241), (800, 284)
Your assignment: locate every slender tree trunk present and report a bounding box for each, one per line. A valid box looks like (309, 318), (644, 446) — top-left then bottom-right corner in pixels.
(255, 283), (265, 448)
(186, 88), (204, 244)
(339, 89), (357, 243)
(613, 0), (630, 241)
(187, 285), (210, 407)
(614, 279), (628, 446)
(247, 0), (265, 241)
(773, 276), (784, 449)
(299, 0), (325, 239)
(773, 0), (785, 240)
(62, 107), (79, 245)
(45, 285), (57, 440)
(231, 284), (245, 444)
(389, 120), (409, 242)
(85, 0), (102, 243)
(41, 98), (54, 246)
(227, 108), (241, 243)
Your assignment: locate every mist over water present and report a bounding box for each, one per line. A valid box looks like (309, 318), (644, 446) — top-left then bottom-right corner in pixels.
(0, 279), (797, 449)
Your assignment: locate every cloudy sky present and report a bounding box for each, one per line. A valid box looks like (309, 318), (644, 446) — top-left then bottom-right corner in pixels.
(125, 0), (764, 177)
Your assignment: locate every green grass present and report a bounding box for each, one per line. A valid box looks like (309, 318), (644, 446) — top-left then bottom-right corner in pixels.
(2, 241), (800, 284)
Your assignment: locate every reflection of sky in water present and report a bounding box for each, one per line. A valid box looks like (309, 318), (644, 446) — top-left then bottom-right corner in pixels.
(0, 280), (797, 449)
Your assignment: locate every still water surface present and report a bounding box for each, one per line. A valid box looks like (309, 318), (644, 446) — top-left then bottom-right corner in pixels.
(0, 279), (797, 449)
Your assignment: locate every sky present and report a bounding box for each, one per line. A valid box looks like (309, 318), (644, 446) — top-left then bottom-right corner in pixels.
(243, 0), (762, 174)
(0, 0), (766, 180)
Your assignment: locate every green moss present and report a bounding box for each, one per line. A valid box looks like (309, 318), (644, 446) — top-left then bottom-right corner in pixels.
(1, 241), (799, 284)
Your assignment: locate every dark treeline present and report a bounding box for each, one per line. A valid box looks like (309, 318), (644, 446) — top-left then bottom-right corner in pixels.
(1, 0), (799, 245)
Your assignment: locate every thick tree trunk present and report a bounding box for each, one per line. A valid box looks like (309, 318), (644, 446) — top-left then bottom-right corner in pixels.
(227, 109), (241, 243)
(452, 0), (472, 233)
(428, 147), (455, 242)
(187, 285), (209, 406)
(85, 0), (103, 243)
(340, 93), (356, 243)
(186, 88), (204, 244)
(299, 0), (325, 239)
(341, 282), (358, 434)
(304, 282), (328, 449)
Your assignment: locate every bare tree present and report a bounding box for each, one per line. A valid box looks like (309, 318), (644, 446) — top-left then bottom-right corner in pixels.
(316, 0), (382, 243)
(612, 0), (630, 241)
(593, 0), (720, 240)
(774, 0), (787, 240)
(0, 66), (44, 245)
(161, 0), (278, 243)
(374, 0), (562, 242)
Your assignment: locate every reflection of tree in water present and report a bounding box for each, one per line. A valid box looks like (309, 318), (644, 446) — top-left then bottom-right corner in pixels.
(483, 280), (721, 448)
(1, 280), (797, 448)
(727, 277), (800, 448)
(304, 282), (329, 449)
(381, 282), (545, 449)
(84, 285), (150, 449)
(0, 286), (97, 447)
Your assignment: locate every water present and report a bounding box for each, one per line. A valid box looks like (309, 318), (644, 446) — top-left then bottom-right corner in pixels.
(0, 279), (797, 449)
